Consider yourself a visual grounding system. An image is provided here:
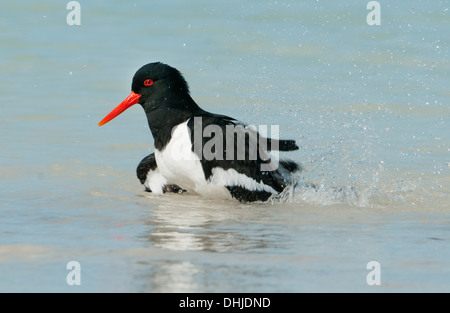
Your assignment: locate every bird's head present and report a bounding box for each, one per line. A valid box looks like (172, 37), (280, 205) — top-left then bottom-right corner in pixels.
(98, 62), (189, 126)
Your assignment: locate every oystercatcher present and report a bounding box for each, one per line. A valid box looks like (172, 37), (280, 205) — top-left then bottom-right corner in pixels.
(99, 62), (301, 202)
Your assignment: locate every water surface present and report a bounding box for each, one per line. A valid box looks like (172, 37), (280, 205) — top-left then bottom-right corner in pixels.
(0, 0), (449, 292)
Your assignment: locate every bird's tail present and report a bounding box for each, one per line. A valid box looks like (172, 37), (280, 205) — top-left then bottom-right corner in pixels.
(267, 138), (299, 151)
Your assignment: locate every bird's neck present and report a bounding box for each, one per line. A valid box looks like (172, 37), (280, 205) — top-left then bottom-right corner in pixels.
(143, 93), (201, 150)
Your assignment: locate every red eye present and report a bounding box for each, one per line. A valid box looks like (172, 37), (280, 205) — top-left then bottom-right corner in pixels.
(143, 79), (153, 86)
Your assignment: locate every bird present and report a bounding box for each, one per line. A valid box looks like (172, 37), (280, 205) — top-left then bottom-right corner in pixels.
(98, 62), (301, 202)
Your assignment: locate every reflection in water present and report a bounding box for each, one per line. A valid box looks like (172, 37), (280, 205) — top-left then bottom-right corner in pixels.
(145, 261), (202, 293)
(135, 194), (289, 292)
(140, 194), (284, 253)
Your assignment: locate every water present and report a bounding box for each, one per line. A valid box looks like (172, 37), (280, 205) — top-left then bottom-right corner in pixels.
(0, 0), (449, 292)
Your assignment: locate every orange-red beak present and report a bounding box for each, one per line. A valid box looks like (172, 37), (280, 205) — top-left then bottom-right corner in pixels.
(98, 91), (142, 126)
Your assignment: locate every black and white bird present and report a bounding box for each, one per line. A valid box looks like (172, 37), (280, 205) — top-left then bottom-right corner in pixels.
(99, 62), (300, 202)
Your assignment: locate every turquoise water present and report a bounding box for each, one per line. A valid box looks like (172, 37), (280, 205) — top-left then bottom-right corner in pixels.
(0, 0), (449, 292)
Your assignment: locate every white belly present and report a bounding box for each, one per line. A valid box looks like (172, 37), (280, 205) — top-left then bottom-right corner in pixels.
(154, 120), (231, 199)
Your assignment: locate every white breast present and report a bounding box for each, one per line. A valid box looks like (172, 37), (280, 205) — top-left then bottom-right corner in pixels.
(154, 121), (201, 189)
(154, 121), (230, 199)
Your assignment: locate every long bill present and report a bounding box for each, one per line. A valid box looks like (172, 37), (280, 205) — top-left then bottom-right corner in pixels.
(98, 91), (142, 126)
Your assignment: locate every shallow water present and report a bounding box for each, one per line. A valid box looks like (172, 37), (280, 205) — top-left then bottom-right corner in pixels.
(0, 0), (449, 292)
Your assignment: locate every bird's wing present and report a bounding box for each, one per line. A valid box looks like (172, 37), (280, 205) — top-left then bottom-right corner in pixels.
(194, 110), (299, 151)
(187, 114), (299, 193)
(136, 153), (157, 184)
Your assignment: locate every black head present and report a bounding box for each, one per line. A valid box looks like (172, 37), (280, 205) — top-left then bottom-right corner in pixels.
(131, 62), (190, 101)
(98, 62), (195, 127)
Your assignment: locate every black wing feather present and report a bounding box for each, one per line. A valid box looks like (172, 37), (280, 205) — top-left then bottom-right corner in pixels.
(187, 114), (300, 199)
